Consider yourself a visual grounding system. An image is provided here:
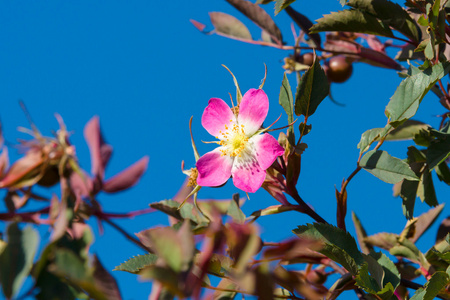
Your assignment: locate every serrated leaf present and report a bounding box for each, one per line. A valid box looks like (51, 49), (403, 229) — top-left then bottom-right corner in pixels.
(0, 223), (39, 299)
(385, 63), (450, 127)
(209, 12), (252, 41)
(274, 0), (296, 14)
(360, 150), (419, 184)
(410, 270), (450, 300)
(357, 128), (384, 153)
(279, 73), (294, 144)
(293, 223), (363, 275)
(347, 0), (421, 42)
(114, 254), (158, 274)
(311, 10), (394, 37)
(294, 57), (329, 117)
(225, 0), (283, 44)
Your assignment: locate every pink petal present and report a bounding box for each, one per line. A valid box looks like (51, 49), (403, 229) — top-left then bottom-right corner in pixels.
(103, 156), (149, 193)
(196, 148), (233, 187)
(231, 155), (266, 193)
(238, 89), (269, 136)
(252, 133), (285, 170)
(201, 98), (235, 138)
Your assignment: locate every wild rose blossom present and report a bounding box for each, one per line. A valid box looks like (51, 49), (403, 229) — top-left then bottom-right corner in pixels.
(196, 89), (285, 193)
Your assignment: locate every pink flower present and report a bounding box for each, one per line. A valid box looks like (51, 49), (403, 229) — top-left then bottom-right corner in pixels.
(196, 89), (285, 193)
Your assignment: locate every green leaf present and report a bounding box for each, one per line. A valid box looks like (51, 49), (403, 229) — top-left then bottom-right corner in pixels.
(209, 12), (252, 40)
(357, 128), (384, 153)
(347, 0), (421, 42)
(410, 270), (450, 300)
(294, 57), (329, 117)
(385, 120), (431, 141)
(0, 223), (39, 299)
(225, 0), (283, 43)
(293, 223), (363, 275)
(227, 195), (246, 223)
(385, 63), (450, 127)
(427, 135), (450, 170)
(417, 169), (438, 207)
(399, 179), (419, 219)
(274, 0), (297, 15)
(279, 73), (294, 144)
(352, 212), (373, 254)
(310, 10), (394, 37)
(360, 150), (419, 184)
(435, 161), (450, 185)
(114, 254), (158, 274)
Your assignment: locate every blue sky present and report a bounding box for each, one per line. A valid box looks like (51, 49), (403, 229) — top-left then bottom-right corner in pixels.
(0, 1), (448, 299)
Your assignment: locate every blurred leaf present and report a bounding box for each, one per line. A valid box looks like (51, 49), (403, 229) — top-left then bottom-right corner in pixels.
(352, 212), (373, 254)
(364, 232), (398, 250)
(417, 169), (438, 207)
(284, 6), (321, 47)
(385, 63), (450, 127)
(410, 269), (450, 300)
(437, 217), (450, 243)
(389, 239), (421, 262)
(294, 57), (329, 117)
(225, 223), (261, 274)
(357, 128), (384, 153)
(51, 249), (107, 300)
(293, 223), (363, 275)
(209, 12), (252, 40)
(0, 223), (39, 299)
(227, 195), (246, 223)
(399, 179), (419, 219)
(103, 156), (149, 193)
(386, 120), (431, 141)
(114, 254), (158, 274)
(92, 255), (122, 300)
(140, 266), (183, 297)
(150, 200), (200, 224)
(360, 150), (419, 184)
(347, 0), (421, 42)
(279, 73), (294, 144)
(213, 278), (238, 300)
(225, 0), (283, 43)
(136, 227), (184, 272)
(311, 10), (394, 37)
(84, 116), (112, 179)
(408, 204), (444, 243)
(203, 254), (234, 277)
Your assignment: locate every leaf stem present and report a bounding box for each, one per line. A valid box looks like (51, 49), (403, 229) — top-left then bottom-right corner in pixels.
(202, 284), (304, 299)
(101, 217), (152, 253)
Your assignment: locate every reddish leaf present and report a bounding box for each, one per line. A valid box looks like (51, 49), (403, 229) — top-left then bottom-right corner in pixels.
(436, 216), (450, 243)
(102, 156), (149, 193)
(93, 255), (122, 300)
(190, 19), (206, 32)
(0, 149), (43, 189)
(84, 116), (112, 179)
(284, 6), (321, 47)
(0, 147), (9, 177)
(209, 12), (252, 41)
(225, 0), (283, 44)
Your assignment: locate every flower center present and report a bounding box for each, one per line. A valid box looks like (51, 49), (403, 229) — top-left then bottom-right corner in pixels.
(218, 122), (248, 157)
(187, 168), (198, 187)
